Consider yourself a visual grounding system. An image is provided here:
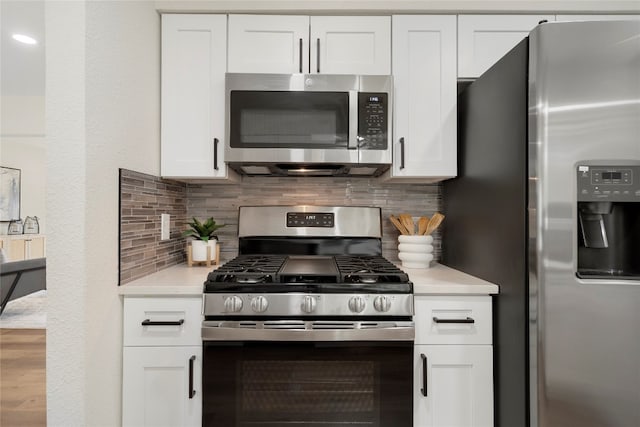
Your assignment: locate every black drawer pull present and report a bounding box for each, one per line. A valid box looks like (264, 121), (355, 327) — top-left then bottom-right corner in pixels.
(141, 319), (185, 326)
(433, 316), (475, 324)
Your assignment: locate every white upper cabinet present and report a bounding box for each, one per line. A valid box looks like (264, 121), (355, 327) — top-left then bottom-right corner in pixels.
(227, 15), (310, 74)
(385, 15), (457, 182)
(228, 15), (391, 74)
(457, 15), (555, 78)
(161, 14), (237, 180)
(309, 16), (391, 75)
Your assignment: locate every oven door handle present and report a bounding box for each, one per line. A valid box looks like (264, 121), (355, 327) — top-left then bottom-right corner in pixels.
(202, 321), (414, 342)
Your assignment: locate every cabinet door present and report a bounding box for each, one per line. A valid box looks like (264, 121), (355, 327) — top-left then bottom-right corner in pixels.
(228, 15), (309, 73)
(26, 237), (45, 259)
(123, 346), (202, 427)
(458, 15), (554, 78)
(388, 15), (456, 181)
(310, 16), (391, 75)
(414, 345), (493, 427)
(161, 14), (233, 179)
(7, 238), (26, 261)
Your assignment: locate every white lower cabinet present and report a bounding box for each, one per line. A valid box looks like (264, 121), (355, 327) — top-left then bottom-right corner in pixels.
(414, 345), (493, 427)
(122, 296), (202, 427)
(414, 296), (494, 427)
(122, 346), (202, 427)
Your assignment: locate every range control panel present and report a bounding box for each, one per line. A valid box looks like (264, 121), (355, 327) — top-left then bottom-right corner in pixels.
(358, 92), (388, 150)
(577, 165), (640, 202)
(287, 212), (335, 228)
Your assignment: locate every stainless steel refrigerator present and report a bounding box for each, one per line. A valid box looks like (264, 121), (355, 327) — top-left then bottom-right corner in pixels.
(443, 21), (640, 427)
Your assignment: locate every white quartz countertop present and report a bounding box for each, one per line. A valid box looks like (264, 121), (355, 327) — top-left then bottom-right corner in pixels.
(119, 262), (498, 296)
(118, 264), (212, 296)
(403, 263), (499, 295)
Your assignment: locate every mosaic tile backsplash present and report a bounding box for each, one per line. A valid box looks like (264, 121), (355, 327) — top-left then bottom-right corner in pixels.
(120, 170), (443, 283)
(187, 177), (442, 263)
(119, 169), (187, 284)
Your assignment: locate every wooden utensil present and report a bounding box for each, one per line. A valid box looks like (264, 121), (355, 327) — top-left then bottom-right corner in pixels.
(418, 216), (430, 235)
(399, 213), (415, 235)
(390, 215), (410, 235)
(425, 212), (445, 235)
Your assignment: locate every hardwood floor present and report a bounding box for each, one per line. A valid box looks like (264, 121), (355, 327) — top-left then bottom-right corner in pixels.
(0, 328), (46, 427)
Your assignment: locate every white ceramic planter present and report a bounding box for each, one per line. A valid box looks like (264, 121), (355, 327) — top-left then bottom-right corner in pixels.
(191, 240), (217, 262)
(398, 235), (434, 269)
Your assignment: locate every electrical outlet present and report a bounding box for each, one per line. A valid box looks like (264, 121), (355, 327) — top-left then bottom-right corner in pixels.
(161, 214), (170, 240)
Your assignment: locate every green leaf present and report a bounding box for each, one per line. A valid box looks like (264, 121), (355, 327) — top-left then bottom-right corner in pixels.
(183, 217), (226, 241)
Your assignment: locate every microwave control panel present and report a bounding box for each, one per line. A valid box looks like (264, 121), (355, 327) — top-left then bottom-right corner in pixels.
(358, 93), (388, 150)
(577, 164), (640, 202)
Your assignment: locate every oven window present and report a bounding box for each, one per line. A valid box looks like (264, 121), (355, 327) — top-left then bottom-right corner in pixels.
(203, 341), (412, 427)
(230, 91), (349, 149)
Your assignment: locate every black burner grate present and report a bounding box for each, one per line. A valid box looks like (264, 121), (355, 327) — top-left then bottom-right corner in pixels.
(335, 255), (409, 284)
(206, 255), (287, 283)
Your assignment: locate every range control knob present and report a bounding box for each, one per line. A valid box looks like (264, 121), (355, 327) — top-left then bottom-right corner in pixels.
(301, 295), (317, 314)
(223, 295), (243, 313)
(348, 296), (366, 313)
(251, 296), (269, 313)
(373, 296), (392, 313)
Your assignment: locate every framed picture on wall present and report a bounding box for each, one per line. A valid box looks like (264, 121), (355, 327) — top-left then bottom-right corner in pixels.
(0, 166), (21, 221)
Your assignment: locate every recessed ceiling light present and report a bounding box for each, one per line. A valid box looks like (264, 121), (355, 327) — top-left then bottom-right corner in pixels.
(12, 34), (38, 45)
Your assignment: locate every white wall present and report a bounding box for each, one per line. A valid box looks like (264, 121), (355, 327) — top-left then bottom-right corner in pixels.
(46, 1), (159, 425)
(155, 0), (640, 13)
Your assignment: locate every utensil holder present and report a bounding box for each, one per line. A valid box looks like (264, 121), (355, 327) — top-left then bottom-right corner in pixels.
(398, 235), (434, 269)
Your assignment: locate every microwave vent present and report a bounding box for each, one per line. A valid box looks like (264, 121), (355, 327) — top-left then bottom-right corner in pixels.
(240, 166), (272, 175)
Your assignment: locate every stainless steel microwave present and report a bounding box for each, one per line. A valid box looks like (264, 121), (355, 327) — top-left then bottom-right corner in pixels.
(225, 73), (392, 176)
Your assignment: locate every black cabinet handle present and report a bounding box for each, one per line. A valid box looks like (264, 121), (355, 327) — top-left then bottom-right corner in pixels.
(316, 38), (320, 73)
(141, 319), (184, 326)
(399, 137), (405, 169)
(433, 316), (475, 324)
(299, 38), (303, 73)
(420, 353), (428, 397)
(188, 355), (196, 399)
(213, 138), (219, 171)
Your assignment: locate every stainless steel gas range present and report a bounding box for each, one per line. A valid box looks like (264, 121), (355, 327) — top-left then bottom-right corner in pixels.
(201, 205), (414, 427)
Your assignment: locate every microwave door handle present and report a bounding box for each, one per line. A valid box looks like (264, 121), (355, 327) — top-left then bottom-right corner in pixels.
(348, 90), (358, 149)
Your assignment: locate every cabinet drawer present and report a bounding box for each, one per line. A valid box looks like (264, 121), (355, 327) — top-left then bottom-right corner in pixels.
(415, 296), (492, 345)
(124, 297), (202, 346)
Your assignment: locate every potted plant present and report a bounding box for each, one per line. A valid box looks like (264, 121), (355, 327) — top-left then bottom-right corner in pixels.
(183, 217), (225, 262)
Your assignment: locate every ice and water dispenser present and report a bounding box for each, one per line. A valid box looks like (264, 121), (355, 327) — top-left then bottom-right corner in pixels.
(577, 165), (640, 279)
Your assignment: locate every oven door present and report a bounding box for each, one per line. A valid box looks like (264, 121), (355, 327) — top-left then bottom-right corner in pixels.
(202, 320), (413, 427)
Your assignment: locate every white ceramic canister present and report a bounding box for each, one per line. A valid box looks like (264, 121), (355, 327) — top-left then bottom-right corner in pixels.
(397, 235), (434, 268)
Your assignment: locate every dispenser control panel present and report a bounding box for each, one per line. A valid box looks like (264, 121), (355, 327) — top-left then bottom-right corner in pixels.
(577, 165), (640, 202)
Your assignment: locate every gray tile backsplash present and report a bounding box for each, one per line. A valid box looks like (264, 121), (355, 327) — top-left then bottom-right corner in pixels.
(120, 171), (443, 282)
(187, 177), (442, 263)
(119, 169), (187, 284)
